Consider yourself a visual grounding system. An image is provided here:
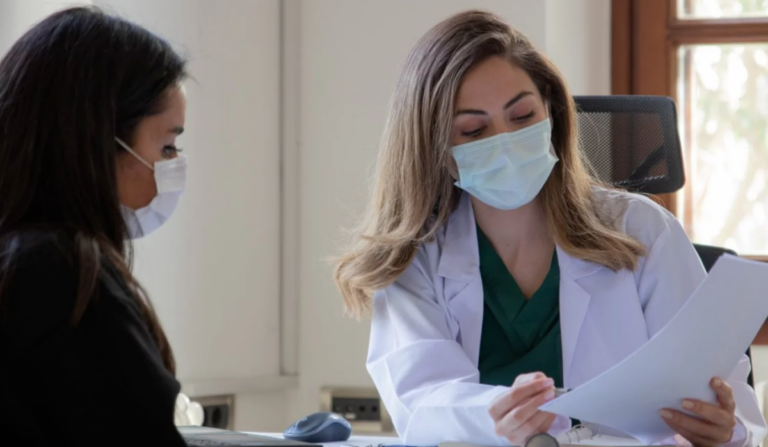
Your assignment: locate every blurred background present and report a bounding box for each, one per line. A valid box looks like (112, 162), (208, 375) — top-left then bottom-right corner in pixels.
(0, 0), (765, 434)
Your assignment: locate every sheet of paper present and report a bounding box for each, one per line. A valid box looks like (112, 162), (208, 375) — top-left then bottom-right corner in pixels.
(540, 255), (768, 444)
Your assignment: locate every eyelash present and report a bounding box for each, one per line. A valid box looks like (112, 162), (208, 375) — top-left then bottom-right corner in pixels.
(460, 111), (537, 137)
(163, 145), (182, 156)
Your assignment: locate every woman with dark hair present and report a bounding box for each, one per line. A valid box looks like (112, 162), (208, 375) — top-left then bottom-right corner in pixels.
(0, 7), (189, 445)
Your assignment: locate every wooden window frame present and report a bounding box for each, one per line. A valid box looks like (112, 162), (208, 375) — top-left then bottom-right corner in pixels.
(612, 0), (768, 342)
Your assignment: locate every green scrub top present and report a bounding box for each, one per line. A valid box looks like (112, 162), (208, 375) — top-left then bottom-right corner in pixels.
(476, 226), (565, 388)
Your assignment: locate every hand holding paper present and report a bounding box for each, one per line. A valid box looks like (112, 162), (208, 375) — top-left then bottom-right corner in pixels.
(488, 373), (558, 444)
(661, 377), (737, 446)
(540, 255), (768, 444)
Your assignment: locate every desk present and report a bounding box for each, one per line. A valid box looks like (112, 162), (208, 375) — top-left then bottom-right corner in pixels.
(252, 433), (400, 447)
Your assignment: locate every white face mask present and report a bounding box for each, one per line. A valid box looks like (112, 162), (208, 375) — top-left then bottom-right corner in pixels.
(451, 118), (558, 210)
(116, 137), (187, 239)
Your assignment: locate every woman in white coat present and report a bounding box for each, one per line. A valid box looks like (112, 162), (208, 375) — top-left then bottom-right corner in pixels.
(334, 10), (766, 447)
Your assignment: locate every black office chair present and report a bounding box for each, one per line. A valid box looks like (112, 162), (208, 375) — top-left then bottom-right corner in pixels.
(574, 95), (755, 388)
(693, 244), (738, 272)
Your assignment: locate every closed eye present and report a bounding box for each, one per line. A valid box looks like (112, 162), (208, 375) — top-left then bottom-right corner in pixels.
(512, 111), (535, 122)
(461, 126), (486, 138)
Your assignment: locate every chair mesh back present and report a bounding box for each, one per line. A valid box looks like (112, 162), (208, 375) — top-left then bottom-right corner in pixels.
(574, 96), (685, 195)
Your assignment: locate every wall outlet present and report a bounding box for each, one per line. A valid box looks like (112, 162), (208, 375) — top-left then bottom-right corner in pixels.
(193, 394), (235, 430)
(320, 387), (394, 434)
(331, 396), (381, 422)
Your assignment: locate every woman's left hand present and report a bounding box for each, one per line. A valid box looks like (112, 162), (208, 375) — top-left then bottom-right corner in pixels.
(661, 378), (737, 447)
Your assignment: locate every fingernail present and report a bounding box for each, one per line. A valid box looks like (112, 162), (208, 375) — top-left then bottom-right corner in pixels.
(713, 378), (723, 388)
(544, 378), (555, 387)
(660, 410), (673, 420)
(682, 400), (695, 410)
(544, 389), (555, 401)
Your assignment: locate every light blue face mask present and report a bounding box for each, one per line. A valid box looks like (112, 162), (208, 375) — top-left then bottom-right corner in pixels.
(451, 118), (559, 210)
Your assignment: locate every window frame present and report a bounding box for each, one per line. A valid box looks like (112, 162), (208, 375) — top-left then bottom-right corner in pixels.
(612, 0), (768, 262)
(612, 0), (768, 342)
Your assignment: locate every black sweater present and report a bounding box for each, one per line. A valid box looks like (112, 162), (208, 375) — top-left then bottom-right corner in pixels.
(0, 231), (186, 446)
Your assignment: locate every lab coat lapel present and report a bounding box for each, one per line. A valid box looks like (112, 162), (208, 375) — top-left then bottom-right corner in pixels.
(437, 193), (479, 285)
(437, 193), (484, 363)
(556, 246), (603, 388)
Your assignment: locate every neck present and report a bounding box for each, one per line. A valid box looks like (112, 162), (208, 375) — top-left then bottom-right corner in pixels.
(472, 196), (553, 259)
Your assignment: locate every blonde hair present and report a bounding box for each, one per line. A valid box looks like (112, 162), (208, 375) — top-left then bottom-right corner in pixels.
(334, 10), (645, 318)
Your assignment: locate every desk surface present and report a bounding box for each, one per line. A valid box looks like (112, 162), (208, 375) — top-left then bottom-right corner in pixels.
(252, 433), (400, 447)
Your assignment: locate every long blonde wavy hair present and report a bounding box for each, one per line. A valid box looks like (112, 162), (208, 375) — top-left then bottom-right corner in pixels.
(334, 10), (645, 318)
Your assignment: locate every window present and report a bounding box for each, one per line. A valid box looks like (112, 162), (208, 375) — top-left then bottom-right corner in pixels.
(678, 0), (768, 19)
(678, 43), (768, 254)
(612, 0), (768, 258)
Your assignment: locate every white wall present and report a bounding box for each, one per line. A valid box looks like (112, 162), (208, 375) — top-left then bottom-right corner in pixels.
(288, 0), (613, 426)
(545, 0), (612, 96)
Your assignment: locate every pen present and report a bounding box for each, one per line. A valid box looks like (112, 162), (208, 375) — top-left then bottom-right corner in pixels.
(554, 387), (570, 397)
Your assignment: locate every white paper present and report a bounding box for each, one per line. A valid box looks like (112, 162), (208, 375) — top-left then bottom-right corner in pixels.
(540, 255), (768, 444)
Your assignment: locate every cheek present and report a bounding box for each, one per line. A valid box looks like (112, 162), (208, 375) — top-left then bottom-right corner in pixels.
(116, 155), (158, 209)
(451, 131), (468, 147)
(132, 140), (165, 165)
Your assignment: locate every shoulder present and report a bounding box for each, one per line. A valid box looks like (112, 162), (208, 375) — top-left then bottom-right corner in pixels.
(0, 230), (133, 329)
(0, 230), (80, 330)
(1, 229), (129, 286)
(392, 192), (478, 286)
(591, 187), (679, 248)
(380, 242), (440, 301)
(375, 224), (448, 301)
(1, 230), (78, 278)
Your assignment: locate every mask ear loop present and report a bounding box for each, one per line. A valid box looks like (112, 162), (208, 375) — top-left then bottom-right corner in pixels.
(115, 137), (155, 171)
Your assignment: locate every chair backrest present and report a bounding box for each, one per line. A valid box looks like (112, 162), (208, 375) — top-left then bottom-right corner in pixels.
(693, 244), (738, 272)
(574, 95), (754, 388)
(573, 95), (685, 195)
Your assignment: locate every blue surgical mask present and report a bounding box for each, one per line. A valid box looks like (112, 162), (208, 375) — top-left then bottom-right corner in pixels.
(451, 118), (559, 210)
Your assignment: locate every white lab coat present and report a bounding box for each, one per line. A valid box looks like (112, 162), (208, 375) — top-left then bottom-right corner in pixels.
(367, 188), (767, 446)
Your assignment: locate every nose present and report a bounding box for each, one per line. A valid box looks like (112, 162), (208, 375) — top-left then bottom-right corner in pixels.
(487, 114), (516, 138)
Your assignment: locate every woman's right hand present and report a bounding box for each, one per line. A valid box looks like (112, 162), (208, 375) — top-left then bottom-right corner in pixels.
(488, 372), (558, 445)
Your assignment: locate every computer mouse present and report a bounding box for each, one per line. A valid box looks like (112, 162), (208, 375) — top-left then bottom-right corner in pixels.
(283, 411), (352, 443)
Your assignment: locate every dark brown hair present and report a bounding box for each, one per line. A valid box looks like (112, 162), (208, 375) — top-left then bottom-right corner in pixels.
(0, 7), (188, 373)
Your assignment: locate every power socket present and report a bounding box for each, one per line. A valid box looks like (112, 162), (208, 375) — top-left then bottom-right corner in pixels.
(320, 387), (393, 434)
(203, 404), (229, 429)
(331, 396), (381, 422)
(193, 394), (235, 430)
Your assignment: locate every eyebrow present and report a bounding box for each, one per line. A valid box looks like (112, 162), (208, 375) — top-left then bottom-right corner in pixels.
(454, 91), (535, 116)
(169, 126), (185, 135)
